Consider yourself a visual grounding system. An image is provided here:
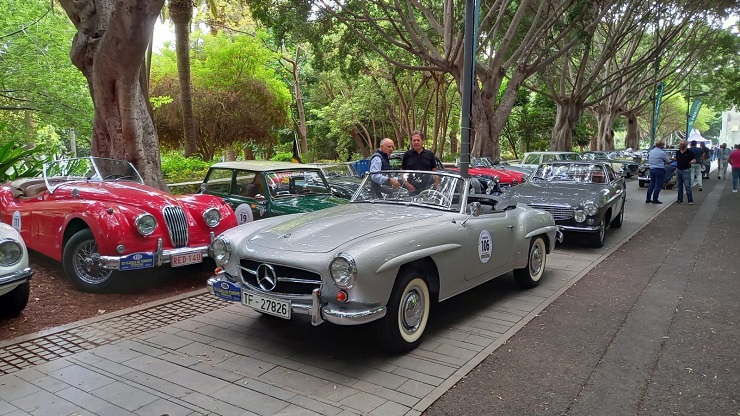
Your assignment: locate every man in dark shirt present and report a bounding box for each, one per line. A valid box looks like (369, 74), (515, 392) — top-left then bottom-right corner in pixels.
(402, 130), (439, 192)
(675, 139), (697, 204)
(700, 143), (711, 179)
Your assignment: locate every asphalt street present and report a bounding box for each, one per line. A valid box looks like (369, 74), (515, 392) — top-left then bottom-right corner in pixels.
(424, 171), (740, 415)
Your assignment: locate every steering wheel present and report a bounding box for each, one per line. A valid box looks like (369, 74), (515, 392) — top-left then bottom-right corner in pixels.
(417, 189), (451, 206)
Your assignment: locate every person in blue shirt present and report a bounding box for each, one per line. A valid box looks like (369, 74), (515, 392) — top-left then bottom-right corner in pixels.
(646, 141), (671, 204)
(689, 140), (704, 191)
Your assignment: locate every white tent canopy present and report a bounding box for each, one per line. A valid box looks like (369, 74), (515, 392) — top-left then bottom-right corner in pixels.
(688, 129), (711, 146)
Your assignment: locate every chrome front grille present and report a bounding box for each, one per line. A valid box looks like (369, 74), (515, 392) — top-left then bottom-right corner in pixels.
(239, 259), (322, 295)
(527, 204), (574, 221)
(162, 206), (188, 248)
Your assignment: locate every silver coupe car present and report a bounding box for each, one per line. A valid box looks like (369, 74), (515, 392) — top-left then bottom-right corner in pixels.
(505, 161), (626, 248)
(207, 170), (561, 352)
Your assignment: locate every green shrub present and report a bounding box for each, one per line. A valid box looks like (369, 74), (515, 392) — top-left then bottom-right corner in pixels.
(160, 153), (213, 184)
(270, 151), (294, 162)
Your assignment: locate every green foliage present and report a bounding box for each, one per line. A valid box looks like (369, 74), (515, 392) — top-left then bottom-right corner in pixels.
(0, 123), (48, 181)
(0, 0), (93, 149)
(149, 96), (174, 110)
(150, 31), (291, 160)
(160, 152), (213, 184)
(270, 151), (294, 162)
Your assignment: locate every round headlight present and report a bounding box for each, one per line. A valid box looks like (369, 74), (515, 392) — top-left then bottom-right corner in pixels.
(211, 236), (231, 265)
(203, 207), (221, 228)
(574, 210), (586, 223)
(583, 201), (598, 216)
(329, 253), (357, 289)
(135, 214), (156, 236)
(0, 240), (22, 267)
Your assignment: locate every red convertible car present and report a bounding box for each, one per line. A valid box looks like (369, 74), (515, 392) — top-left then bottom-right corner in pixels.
(444, 157), (528, 189)
(0, 157), (237, 292)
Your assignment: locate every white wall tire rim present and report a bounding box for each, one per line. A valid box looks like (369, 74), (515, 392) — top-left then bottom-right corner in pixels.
(397, 278), (430, 343)
(529, 239), (546, 282)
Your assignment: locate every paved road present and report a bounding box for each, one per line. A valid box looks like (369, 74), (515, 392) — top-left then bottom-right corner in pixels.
(425, 170), (740, 415)
(1, 172), (734, 415)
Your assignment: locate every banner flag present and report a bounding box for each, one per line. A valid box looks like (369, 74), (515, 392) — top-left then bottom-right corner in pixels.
(687, 99), (703, 138)
(652, 82), (664, 140)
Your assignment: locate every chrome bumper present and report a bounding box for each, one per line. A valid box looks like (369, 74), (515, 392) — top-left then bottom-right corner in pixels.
(206, 275), (386, 326)
(0, 267), (32, 287)
(560, 225), (601, 233)
(97, 234), (213, 270)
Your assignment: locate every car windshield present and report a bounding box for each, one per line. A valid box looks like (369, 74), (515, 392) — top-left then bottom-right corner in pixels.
(582, 153), (609, 161)
(352, 171), (464, 210)
(316, 164), (357, 178)
(43, 157), (143, 191)
(264, 169), (332, 197)
(470, 157), (494, 168)
(530, 164), (609, 184)
(560, 153), (582, 161)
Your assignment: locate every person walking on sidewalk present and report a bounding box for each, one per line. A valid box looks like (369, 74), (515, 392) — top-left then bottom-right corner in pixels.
(717, 143), (731, 179)
(689, 140), (703, 191)
(701, 142), (711, 179)
(729, 144), (740, 193)
(675, 140), (696, 204)
(646, 141), (671, 203)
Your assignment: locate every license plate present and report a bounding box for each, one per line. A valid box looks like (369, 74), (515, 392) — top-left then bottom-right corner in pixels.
(171, 252), (203, 267)
(120, 252), (155, 270)
(212, 280), (242, 302)
(242, 291), (291, 319)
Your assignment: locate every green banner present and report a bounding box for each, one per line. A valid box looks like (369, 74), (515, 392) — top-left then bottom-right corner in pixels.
(652, 82), (664, 140)
(686, 98), (703, 138)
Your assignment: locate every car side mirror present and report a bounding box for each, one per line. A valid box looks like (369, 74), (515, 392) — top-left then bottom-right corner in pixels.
(199, 183), (208, 193)
(255, 194), (266, 202)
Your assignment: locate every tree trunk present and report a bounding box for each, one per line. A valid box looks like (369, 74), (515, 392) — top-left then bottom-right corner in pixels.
(59, 0), (167, 189)
(470, 68), (526, 159)
(593, 104), (619, 150)
(350, 130), (370, 157)
(289, 48), (308, 154)
(551, 99), (584, 152)
(170, 0), (197, 158)
(624, 112), (640, 149)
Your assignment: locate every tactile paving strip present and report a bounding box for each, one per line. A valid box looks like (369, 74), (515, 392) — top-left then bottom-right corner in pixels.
(0, 293), (229, 375)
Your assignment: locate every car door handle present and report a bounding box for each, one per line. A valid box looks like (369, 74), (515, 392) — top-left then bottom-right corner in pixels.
(507, 225), (515, 229)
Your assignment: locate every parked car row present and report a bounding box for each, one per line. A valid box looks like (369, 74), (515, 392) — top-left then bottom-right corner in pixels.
(2, 152), (633, 351)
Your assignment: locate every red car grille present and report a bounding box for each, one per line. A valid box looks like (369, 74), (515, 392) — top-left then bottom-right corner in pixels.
(163, 206), (188, 248)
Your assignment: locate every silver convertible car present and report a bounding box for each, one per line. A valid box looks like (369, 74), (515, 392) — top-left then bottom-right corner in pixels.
(207, 171), (561, 352)
(505, 161), (626, 248)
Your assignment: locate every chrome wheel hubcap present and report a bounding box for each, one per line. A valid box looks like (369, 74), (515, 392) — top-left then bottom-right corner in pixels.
(401, 288), (424, 334)
(73, 241), (112, 285)
(530, 244), (543, 276)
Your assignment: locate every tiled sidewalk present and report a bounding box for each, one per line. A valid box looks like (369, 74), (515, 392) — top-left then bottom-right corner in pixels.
(0, 179), (670, 416)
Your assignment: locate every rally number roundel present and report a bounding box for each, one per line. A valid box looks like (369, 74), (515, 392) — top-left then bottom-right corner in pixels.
(235, 204), (254, 225)
(478, 230), (492, 263)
